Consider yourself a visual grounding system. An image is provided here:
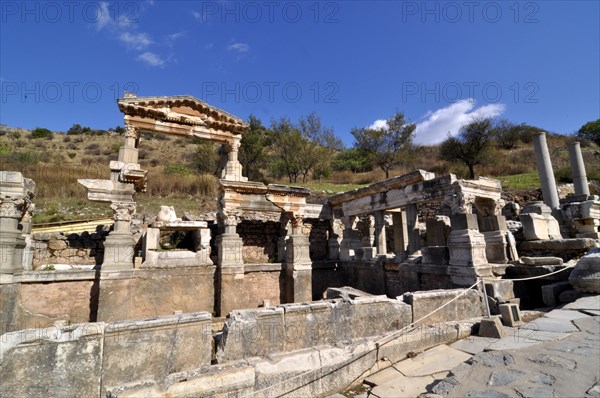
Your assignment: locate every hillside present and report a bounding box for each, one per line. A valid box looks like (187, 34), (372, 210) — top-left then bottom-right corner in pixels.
(1, 125), (598, 224)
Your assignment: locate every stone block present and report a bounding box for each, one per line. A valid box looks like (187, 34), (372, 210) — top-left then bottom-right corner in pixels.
(451, 213), (479, 231)
(426, 216), (450, 246)
(479, 215), (508, 232)
(499, 303), (522, 327)
(0, 323), (105, 398)
(402, 289), (484, 324)
(541, 281), (571, 307)
(422, 246), (450, 265)
(101, 312), (212, 395)
(569, 250), (600, 293)
(521, 256), (563, 266)
(478, 316), (505, 338)
(520, 213), (561, 241)
(485, 280), (515, 302)
(447, 229), (488, 267)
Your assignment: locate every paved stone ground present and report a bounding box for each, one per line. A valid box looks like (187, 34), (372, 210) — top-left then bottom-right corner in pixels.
(346, 295), (600, 398)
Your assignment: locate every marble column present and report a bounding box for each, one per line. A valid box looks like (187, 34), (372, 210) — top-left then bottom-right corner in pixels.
(327, 218), (343, 260)
(406, 204), (421, 256)
(373, 210), (387, 256)
(0, 197), (25, 274)
(285, 215), (312, 303)
(118, 124), (140, 164)
(216, 211), (245, 316)
(532, 132), (560, 217)
(392, 211), (408, 259)
(220, 138), (248, 182)
(568, 142), (590, 197)
(339, 216), (359, 261)
(361, 215), (377, 260)
(102, 202), (136, 270)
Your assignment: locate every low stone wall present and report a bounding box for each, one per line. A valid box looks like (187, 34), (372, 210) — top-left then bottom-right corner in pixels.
(216, 296), (412, 363)
(1, 271), (96, 332)
(115, 320), (474, 398)
(0, 312), (212, 398)
(31, 231), (109, 269)
(97, 266), (216, 322)
(0, 266), (215, 330)
(401, 288), (485, 324)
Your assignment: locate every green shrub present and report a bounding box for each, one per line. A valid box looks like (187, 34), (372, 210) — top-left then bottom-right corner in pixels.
(30, 127), (53, 139)
(164, 163), (192, 176)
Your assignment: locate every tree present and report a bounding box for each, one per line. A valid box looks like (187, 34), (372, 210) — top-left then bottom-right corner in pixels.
(194, 141), (220, 175)
(269, 113), (340, 183)
(492, 119), (522, 150)
(297, 112), (342, 182)
(351, 112), (416, 178)
(332, 148), (371, 173)
(239, 115), (271, 181)
(577, 119), (600, 145)
(440, 118), (495, 179)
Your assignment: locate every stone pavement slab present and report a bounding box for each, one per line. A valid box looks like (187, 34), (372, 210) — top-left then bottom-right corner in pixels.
(562, 295), (600, 311)
(431, 296), (600, 398)
(543, 309), (590, 320)
(450, 336), (498, 355)
(369, 374), (434, 398)
(582, 309), (600, 316)
(524, 317), (579, 333)
(363, 366), (403, 387)
(485, 337), (541, 351)
(517, 329), (570, 342)
(392, 345), (472, 377)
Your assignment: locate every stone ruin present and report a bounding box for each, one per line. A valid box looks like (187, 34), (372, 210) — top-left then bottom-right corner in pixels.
(1, 95), (598, 398)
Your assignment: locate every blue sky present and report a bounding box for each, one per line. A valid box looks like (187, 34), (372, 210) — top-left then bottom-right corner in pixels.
(1, 0), (599, 146)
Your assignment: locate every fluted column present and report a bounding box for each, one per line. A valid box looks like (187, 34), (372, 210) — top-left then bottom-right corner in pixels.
(568, 142), (590, 196)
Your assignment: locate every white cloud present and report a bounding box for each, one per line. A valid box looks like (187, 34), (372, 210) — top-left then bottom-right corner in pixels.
(137, 52), (165, 67)
(414, 100), (505, 145)
(368, 119), (388, 130)
(167, 32), (185, 41)
(192, 11), (203, 21)
(95, 1), (134, 31)
(119, 32), (152, 50)
(205, 42), (214, 49)
(227, 42), (250, 53)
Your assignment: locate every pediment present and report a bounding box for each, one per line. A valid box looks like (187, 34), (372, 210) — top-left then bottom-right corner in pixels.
(118, 94), (248, 134)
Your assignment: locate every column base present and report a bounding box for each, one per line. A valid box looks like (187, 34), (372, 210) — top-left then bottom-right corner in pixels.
(102, 232), (135, 270)
(0, 231), (25, 274)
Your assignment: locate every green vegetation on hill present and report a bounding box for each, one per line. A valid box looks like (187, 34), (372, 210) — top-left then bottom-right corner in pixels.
(1, 114), (598, 223)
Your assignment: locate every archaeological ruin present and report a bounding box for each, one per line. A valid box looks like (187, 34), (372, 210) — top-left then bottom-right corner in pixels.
(1, 95), (598, 397)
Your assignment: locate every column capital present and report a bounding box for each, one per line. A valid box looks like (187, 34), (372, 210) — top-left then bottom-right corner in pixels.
(124, 124), (140, 139)
(110, 202), (136, 221)
(0, 196), (24, 219)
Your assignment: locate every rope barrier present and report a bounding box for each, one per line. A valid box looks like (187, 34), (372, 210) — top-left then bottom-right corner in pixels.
(242, 262), (578, 397)
(243, 281), (479, 397)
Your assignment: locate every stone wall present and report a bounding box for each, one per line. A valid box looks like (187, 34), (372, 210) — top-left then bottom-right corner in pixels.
(0, 267), (215, 330)
(304, 219), (329, 260)
(243, 266), (283, 307)
(96, 266), (215, 322)
(238, 220), (279, 263)
(216, 296), (412, 362)
(1, 272), (96, 332)
(0, 312), (212, 398)
(31, 231), (109, 269)
(312, 261), (349, 299)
